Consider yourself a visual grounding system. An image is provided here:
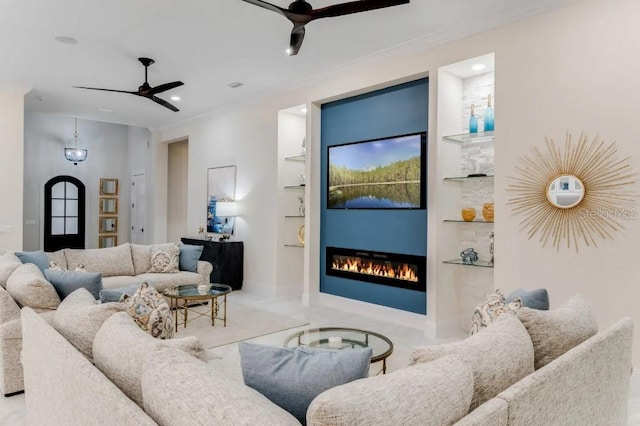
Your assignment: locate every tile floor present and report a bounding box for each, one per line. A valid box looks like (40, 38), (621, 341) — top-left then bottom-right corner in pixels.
(1, 290), (639, 425)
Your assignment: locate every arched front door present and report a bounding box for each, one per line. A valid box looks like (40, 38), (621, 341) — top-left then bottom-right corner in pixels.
(44, 176), (86, 251)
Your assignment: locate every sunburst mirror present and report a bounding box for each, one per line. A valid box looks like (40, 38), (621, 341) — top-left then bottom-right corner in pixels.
(508, 133), (636, 251)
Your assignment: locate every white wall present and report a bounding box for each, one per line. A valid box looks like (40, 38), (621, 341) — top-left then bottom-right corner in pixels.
(23, 113), (132, 250)
(154, 0), (640, 363)
(167, 140), (188, 243)
(0, 88), (25, 250)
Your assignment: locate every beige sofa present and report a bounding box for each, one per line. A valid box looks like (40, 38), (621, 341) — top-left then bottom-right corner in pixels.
(19, 295), (633, 425)
(0, 243), (213, 396)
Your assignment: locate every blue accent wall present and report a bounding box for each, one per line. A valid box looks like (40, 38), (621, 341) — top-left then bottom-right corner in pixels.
(320, 79), (429, 314)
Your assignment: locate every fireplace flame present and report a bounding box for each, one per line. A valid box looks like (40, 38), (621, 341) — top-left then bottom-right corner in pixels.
(332, 255), (418, 282)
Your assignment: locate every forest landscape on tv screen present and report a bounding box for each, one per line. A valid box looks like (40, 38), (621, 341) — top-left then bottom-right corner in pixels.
(328, 132), (426, 209)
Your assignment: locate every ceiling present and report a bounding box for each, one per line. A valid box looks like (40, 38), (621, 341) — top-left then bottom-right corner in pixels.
(1, 0), (574, 130)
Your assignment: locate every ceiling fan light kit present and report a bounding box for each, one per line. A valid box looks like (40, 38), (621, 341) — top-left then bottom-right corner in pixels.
(73, 57), (184, 112)
(241, 0), (410, 55)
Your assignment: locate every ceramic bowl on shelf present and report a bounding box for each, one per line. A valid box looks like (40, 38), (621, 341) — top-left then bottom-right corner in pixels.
(482, 203), (494, 222)
(461, 207), (476, 222)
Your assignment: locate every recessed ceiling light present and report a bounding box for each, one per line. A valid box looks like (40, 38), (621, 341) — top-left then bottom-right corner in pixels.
(36, 96), (45, 102)
(170, 95), (181, 101)
(285, 48), (293, 55)
(301, 107), (307, 114)
(471, 63), (486, 71)
(227, 82), (243, 89)
(54, 35), (78, 45)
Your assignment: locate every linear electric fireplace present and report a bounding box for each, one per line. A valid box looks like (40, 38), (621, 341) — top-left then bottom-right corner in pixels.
(326, 246), (426, 292)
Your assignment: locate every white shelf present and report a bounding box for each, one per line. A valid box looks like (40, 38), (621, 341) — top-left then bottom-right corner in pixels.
(443, 131), (494, 144)
(284, 154), (306, 162)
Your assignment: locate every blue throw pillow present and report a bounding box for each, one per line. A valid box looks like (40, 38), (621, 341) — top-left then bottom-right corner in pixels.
(239, 342), (372, 424)
(15, 250), (49, 274)
(44, 269), (103, 300)
(178, 244), (204, 272)
(506, 288), (550, 310)
(99, 284), (140, 303)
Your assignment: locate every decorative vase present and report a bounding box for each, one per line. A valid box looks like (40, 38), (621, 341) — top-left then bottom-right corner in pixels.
(469, 104), (478, 134)
(482, 203), (494, 222)
(484, 94), (494, 132)
(461, 207), (476, 222)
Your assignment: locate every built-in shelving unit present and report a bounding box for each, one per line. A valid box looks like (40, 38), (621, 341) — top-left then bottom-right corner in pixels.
(443, 219), (494, 223)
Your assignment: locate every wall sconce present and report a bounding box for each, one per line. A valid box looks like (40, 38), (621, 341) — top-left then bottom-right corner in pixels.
(216, 201), (238, 241)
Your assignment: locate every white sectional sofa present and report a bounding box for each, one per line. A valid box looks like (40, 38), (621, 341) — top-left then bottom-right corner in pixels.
(19, 293), (634, 425)
(0, 243), (213, 396)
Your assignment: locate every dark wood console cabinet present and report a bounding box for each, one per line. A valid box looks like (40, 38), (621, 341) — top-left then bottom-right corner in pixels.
(181, 238), (244, 290)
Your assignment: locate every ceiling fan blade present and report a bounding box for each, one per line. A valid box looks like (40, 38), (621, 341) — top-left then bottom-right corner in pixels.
(289, 25), (306, 56)
(150, 95), (180, 112)
(240, 0), (288, 18)
(73, 86), (137, 94)
(312, 0), (409, 19)
(148, 81), (184, 95)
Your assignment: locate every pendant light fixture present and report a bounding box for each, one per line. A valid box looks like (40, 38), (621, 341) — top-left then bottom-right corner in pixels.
(65, 118), (87, 165)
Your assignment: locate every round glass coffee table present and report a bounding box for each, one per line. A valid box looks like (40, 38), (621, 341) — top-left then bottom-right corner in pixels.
(163, 283), (232, 330)
(283, 327), (394, 374)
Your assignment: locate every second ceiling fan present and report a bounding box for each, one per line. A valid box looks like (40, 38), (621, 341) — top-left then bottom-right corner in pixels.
(241, 0), (410, 55)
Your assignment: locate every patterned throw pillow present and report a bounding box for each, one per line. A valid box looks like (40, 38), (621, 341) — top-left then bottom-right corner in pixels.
(120, 282), (174, 339)
(148, 244), (180, 273)
(470, 289), (522, 335)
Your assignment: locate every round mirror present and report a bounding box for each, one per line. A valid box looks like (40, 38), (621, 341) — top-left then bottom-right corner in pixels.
(546, 174), (585, 208)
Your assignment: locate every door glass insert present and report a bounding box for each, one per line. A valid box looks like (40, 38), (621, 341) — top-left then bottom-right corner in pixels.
(51, 182), (80, 236)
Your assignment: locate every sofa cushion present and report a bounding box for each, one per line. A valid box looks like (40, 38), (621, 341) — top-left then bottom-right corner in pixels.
(15, 250), (49, 274)
(0, 254), (21, 289)
(52, 288), (124, 360)
(507, 288), (550, 310)
(65, 244), (135, 277)
(44, 269), (103, 300)
(93, 312), (207, 407)
(308, 355), (474, 426)
(179, 243), (204, 272)
(130, 244), (152, 276)
(45, 249), (68, 271)
(6, 263), (61, 311)
(120, 282), (174, 339)
(410, 314), (534, 410)
(148, 244), (180, 273)
(239, 342), (372, 424)
(0, 286), (20, 324)
(517, 294), (597, 369)
(470, 289), (521, 335)
(141, 345), (300, 426)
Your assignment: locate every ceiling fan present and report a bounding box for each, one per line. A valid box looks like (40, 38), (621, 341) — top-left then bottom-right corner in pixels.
(240, 0), (410, 55)
(73, 57), (184, 112)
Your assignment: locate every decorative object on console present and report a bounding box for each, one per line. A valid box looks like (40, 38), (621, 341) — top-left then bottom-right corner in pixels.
(64, 118), (88, 165)
(469, 289), (522, 335)
(483, 94), (494, 132)
(508, 133), (636, 251)
(481, 202), (494, 222)
(120, 282), (174, 339)
(461, 207), (476, 222)
(216, 201), (238, 241)
(460, 248), (478, 264)
(469, 104), (478, 134)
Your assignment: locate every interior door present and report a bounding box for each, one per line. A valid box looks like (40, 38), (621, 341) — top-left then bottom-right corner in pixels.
(44, 176), (85, 251)
(131, 173), (146, 244)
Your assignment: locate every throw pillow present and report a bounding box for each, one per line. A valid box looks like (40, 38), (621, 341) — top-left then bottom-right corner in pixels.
(410, 314), (534, 410)
(5, 263), (61, 311)
(44, 269), (103, 300)
(506, 288), (550, 310)
(120, 282), (174, 338)
(308, 355), (474, 426)
(99, 284), (139, 303)
(141, 345), (300, 425)
(239, 342), (372, 424)
(0, 254), (21, 289)
(178, 243), (204, 272)
(93, 312), (208, 407)
(148, 244), (180, 273)
(46, 249), (68, 271)
(517, 294), (597, 369)
(469, 289), (522, 335)
(15, 250), (49, 274)
(52, 288), (124, 360)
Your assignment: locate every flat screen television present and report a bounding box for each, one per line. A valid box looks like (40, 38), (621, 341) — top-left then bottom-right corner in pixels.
(327, 132), (426, 209)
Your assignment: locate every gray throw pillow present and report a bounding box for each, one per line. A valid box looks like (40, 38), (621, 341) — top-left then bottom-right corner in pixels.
(507, 288), (549, 310)
(239, 342), (372, 424)
(179, 243), (204, 272)
(99, 284), (139, 303)
(45, 269), (103, 300)
(15, 250), (49, 274)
